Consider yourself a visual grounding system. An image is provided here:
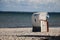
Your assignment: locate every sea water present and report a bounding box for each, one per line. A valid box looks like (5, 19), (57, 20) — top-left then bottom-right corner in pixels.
(0, 12), (60, 28)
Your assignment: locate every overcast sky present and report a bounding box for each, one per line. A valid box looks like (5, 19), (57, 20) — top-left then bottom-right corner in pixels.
(0, 0), (60, 12)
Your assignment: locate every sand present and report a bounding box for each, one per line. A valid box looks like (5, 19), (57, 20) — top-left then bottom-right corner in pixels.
(0, 27), (60, 40)
(0, 27), (60, 36)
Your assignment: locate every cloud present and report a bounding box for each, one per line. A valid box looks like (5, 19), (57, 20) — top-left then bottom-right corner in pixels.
(28, 0), (53, 4)
(24, 0), (58, 4)
(0, 0), (60, 12)
(0, 0), (59, 5)
(0, 0), (58, 4)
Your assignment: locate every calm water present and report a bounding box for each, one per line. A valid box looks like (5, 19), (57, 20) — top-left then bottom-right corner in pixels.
(0, 12), (60, 28)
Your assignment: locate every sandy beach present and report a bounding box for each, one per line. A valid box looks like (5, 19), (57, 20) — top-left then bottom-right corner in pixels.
(0, 27), (60, 40)
(0, 27), (60, 36)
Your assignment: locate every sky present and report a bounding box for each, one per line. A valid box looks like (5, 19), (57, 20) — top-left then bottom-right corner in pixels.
(0, 0), (60, 12)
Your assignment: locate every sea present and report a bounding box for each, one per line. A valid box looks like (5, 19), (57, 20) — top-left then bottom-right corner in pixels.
(0, 12), (60, 28)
